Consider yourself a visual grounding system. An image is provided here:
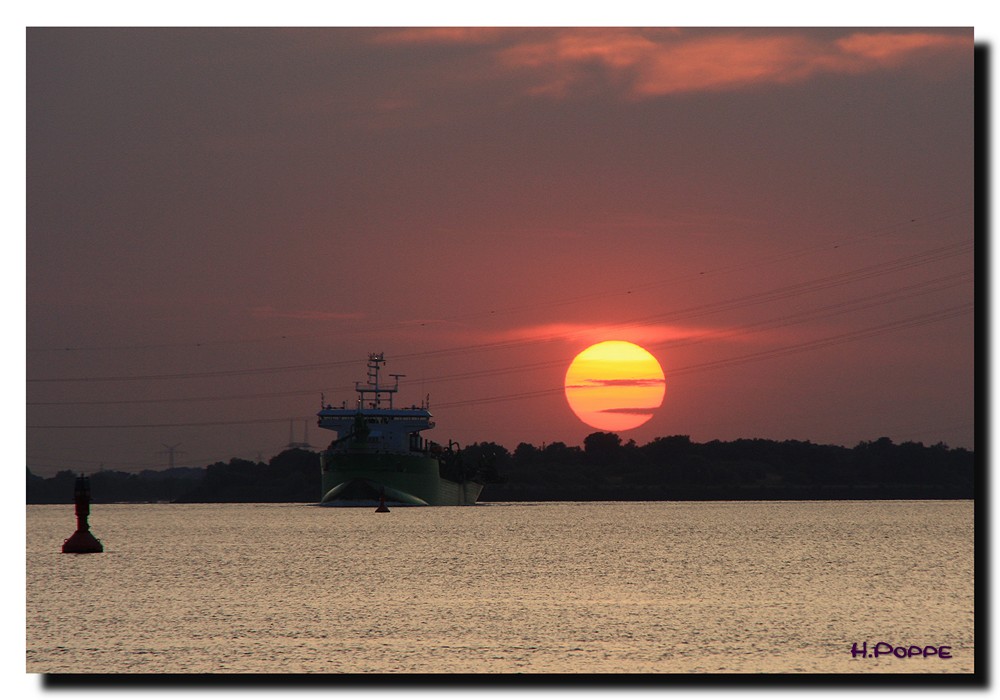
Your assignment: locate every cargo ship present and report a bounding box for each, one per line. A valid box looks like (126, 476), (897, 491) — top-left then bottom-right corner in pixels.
(316, 353), (484, 506)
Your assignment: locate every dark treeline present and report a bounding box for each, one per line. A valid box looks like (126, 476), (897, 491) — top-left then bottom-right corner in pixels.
(26, 434), (974, 504)
(472, 433), (974, 501)
(26, 449), (318, 504)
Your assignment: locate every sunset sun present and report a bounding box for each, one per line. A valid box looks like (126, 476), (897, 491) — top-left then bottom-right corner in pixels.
(564, 341), (666, 431)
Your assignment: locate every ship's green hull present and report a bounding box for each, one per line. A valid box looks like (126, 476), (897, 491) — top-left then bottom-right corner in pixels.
(320, 451), (483, 506)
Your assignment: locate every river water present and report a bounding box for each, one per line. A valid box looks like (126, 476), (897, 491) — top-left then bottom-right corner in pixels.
(26, 500), (974, 674)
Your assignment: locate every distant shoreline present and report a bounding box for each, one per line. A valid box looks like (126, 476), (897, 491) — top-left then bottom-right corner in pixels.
(27, 435), (975, 505)
(27, 495), (974, 505)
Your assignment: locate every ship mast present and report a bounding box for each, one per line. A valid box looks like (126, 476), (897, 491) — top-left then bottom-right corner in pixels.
(355, 352), (403, 409)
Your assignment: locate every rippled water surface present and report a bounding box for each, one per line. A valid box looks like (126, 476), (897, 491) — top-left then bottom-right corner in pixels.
(26, 500), (974, 673)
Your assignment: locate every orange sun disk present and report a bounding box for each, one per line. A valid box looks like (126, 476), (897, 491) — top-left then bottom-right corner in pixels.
(564, 340), (666, 431)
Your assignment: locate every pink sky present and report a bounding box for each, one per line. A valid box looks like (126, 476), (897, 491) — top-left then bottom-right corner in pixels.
(26, 27), (974, 475)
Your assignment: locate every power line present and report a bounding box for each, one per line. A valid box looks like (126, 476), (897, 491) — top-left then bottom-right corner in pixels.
(27, 417), (315, 430)
(442, 205), (970, 323)
(26, 385), (355, 407)
(27, 454), (217, 469)
(26, 302), (971, 428)
(26, 333), (309, 354)
(26, 239), (971, 385)
(24, 269), (970, 409)
(432, 302), (973, 410)
(27, 204), (968, 354)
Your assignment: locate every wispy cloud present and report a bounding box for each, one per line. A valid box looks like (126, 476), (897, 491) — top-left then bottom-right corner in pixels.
(493, 322), (730, 346)
(370, 28), (968, 102)
(598, 407), (658, 415)
(397, 318), (457, 328)
(501, 29), (969, 99)
(567, 378), (666, 389)
(834, 31), (970, 65)
(371, 27), (510, 45)
(250, 305), (365, 322)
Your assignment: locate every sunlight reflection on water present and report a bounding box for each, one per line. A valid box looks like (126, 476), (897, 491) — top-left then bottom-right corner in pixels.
(27, 500), (973, 673)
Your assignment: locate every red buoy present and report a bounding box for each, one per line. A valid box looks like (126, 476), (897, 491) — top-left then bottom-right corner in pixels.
(62, 475), (103, 553)
(375, 490), (390, 513)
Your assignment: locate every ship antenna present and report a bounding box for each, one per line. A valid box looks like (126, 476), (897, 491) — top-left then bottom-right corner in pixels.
(356, 352), (397, 410)
(389, 373), (405, 410)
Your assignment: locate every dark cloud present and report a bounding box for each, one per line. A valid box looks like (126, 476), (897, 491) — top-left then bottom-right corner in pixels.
(567, 378), (666, 389)
(598, 408), (656, 415)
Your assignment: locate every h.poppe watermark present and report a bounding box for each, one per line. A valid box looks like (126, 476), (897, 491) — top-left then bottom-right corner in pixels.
(851, 641), (952, 659)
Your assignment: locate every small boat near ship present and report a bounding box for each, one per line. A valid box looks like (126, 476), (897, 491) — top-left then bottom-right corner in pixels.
(316, 353), (485, 506)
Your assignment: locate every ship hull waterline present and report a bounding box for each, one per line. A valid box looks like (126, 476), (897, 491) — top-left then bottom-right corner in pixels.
(320, 452), (483, 507)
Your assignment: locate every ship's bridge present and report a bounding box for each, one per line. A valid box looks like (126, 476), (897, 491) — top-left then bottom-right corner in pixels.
(316, 353), (436, 454)
(317, 407), (435, 453)
(317, 407), (434, 432)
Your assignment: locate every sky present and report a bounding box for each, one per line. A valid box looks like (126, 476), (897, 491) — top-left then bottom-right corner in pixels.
(24, 25), (976, 476)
